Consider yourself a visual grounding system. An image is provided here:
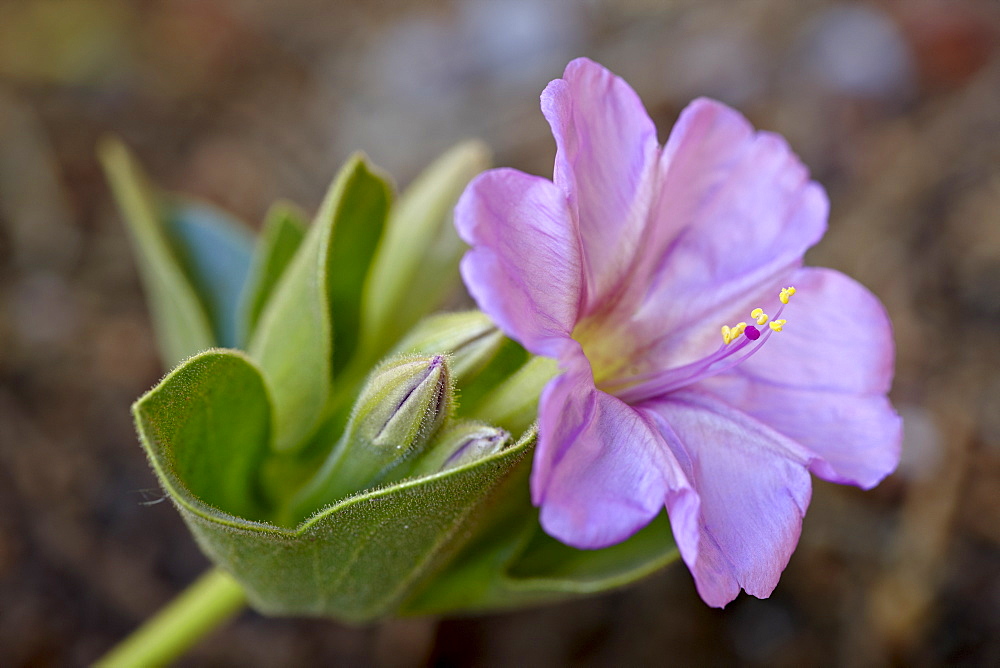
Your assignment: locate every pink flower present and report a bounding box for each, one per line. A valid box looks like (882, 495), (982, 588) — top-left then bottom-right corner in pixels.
(455, 58), (901, 607)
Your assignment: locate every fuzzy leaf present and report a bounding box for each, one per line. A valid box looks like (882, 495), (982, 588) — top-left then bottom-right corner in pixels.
(239, 202), (307, 344)
(326, 163), (392, 376)
(134, 352), (535, 622)
(248, 155), (391, 452)
(134, 349), (273, 523)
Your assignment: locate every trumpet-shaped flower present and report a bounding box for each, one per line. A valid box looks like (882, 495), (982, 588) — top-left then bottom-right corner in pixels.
(455, 58), (901, 607)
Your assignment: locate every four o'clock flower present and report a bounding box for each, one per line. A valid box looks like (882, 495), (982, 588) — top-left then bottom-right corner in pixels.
(455, 58), (902, 607)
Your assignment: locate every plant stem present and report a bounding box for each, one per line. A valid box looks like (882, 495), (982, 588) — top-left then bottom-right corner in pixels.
(96, 568), (246, 668)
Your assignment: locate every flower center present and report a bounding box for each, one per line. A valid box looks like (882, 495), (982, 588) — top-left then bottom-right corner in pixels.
(608, 287), (796, 405)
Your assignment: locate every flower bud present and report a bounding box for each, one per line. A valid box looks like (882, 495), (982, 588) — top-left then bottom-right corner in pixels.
(291, 354), (452, 516)
(352, 354), (452, 454)
(392, 311), (505, 382)
(409, 421), (510, 476)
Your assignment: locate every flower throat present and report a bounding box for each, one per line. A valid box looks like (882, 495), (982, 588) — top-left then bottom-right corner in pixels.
(611, 287), (797, 405)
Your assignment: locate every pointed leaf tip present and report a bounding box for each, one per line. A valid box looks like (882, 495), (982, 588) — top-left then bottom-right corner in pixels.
(100, 137), (215, 366)
(361, 141), (492, 360)
(248, 155), (392, 452)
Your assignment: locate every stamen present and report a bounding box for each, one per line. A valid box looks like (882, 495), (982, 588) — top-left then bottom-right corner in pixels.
(607, 287), (800, 405)
(721, 321), (748, 345)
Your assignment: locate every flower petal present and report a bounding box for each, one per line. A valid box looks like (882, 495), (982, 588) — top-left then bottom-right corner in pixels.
(541, 57), (660, 313)
(699, 266), (902, 488)
(699, 375), (901, 489)
(739, 267), (896, 394)
(643, 390), (813, 608)
(455, 168), (582, 358)
(598, 99), (828, 373)
(651, 99), (827, 302)
(533, 348), (696, 550)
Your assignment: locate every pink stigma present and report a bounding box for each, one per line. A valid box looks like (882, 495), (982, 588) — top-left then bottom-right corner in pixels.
(744, 325), (761, 341)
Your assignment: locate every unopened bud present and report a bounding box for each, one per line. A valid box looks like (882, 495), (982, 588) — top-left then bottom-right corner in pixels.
(353, 354), (452, 454)
(291, 354), (452, 516)
(409, 421), (510, 477)
(392, 311), (505, 382)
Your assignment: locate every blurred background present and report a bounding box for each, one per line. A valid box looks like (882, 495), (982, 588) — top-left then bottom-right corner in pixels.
(1, 0), (998, 665)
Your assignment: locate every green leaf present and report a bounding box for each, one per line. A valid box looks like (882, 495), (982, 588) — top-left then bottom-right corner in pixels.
(135, 353), (536, 622)
(163, 197), (255, 349)
(238, 202), (307, 344)
(100, 139), (258, 358)
(134, 349), (273, 522)
(248, 155), (391, 452)
(360, 141), (490, 360)
(507, 512), (678, 592)
(401, 499), (679, 616)
(99, 138), (215, 367)
(326, 162), (392, 376)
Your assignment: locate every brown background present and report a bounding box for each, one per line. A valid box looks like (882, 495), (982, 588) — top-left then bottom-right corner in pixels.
(1, 0), (998, 665)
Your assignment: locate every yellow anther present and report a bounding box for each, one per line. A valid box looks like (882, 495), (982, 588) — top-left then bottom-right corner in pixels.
(732, 322), (747, 337)
(779, 286), (797, 304)
(769, 319), (787, 332)
(720, 325), (732, 344)
(750, 307), (769, 326)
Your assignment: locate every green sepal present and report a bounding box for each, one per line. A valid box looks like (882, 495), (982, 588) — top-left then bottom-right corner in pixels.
(134, 350), (533, 622)
(248, 155), (392, 452)
(360, 141), (490, 361)
(238, 201), (307, 345)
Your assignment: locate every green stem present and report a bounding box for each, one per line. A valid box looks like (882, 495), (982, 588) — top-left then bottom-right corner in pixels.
(96, 568), (246, 668)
